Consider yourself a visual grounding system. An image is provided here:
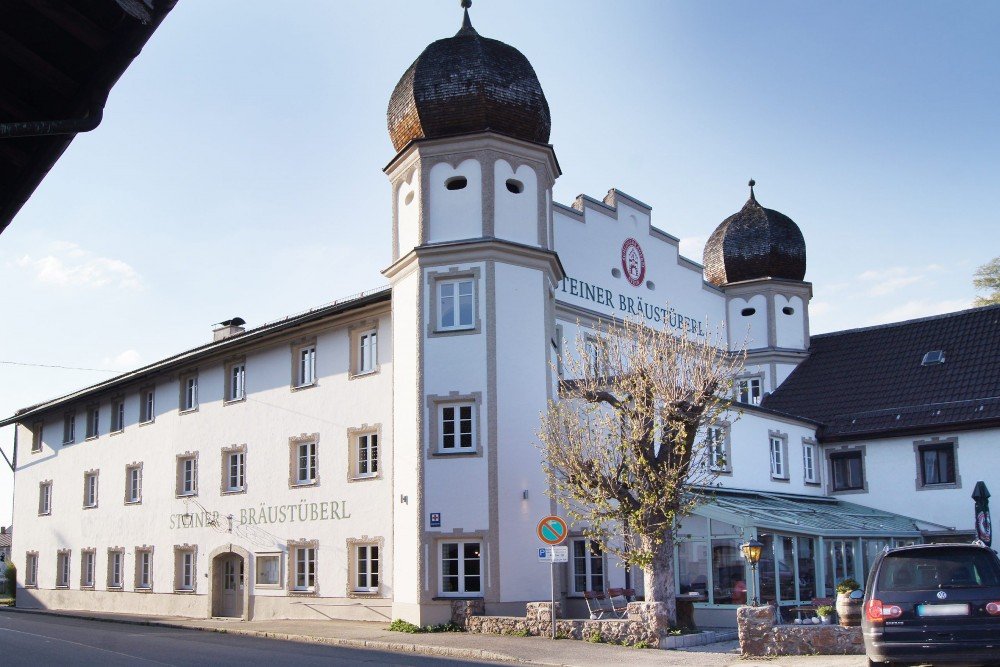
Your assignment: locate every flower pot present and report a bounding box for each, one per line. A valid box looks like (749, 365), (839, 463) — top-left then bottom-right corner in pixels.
(819, 615), (833, 625)
(836, 592), (862, 627)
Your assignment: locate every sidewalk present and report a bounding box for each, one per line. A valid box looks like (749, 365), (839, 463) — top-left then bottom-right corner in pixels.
(0, 606), (864, 666)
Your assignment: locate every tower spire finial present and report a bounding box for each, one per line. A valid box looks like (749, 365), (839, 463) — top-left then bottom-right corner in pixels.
(460, 0), (473, 31)
(748, 178), (756, 201)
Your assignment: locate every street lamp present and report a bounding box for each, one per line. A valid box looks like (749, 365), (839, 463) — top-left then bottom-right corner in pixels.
(741, 539), (764, 606)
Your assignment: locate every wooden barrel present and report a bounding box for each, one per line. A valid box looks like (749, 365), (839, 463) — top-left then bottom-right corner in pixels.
(836, 593), (862, 627)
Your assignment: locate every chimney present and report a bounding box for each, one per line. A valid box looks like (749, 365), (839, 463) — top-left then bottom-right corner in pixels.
(213, 317), (246, 342)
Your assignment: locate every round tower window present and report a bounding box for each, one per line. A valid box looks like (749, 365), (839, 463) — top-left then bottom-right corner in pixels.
(403, 191), (415, 206)
(782, 306), (795, 315)
(505, 179), (524, 194)
(741, 308), (756, 317)
(445, 176), (468, 191)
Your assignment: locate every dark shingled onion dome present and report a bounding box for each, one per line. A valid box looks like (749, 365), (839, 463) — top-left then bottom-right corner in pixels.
(386, 5), (551, 152)
(703, 181), (807, 286)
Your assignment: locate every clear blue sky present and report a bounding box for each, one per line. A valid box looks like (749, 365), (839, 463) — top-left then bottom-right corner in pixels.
(1, 1), (997, 523)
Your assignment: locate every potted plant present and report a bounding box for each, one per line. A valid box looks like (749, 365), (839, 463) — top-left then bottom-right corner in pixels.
(835, 578), (862, 627)
(816, 605), (835, 625)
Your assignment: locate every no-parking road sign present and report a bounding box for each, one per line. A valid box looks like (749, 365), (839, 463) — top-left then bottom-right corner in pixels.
(536, 515), (568, 545)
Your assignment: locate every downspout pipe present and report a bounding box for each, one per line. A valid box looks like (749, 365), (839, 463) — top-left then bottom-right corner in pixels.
(0, 103), (104, 140)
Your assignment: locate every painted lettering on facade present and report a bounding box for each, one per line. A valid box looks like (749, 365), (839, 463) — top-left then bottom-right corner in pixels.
(169, 500), (351, 529)
(558, 276), (706, 335)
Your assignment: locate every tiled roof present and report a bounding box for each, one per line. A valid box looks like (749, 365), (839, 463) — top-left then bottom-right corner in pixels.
(762, 304), (1000, 441)
(0, 527), (11, 549)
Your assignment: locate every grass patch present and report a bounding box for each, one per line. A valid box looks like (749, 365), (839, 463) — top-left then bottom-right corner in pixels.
(388, 619), (464, 634)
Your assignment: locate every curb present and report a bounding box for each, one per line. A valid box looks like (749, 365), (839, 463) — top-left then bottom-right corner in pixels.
(0, 606), (527, 664)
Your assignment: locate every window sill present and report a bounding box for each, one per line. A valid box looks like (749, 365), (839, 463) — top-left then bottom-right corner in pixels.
(82, 504), (98, 510)
(30, 448), (42, 454)
(918, 482), (960, 491)
(179, 407), (199, 415)
(804, 480), (822, 486)
(348, 590), (382, 598)
(125, 500), (142, 506)
(81, 585), (95, 590)
(291, 382), (318, 392)
(222, 488), (247, 495)
(176, 492), (198, 499)
(770, 476), (790, 483)
(85, 435), (98, 442)
(291, 481), (319, 488)
(350, 474), (380, 482)
(432, 450), (479, 457)
(289, 589), (318, 597)
(107, 585), (123, 590)
(139, 420), (154, 427)
(135, 587), (153, 593)
(62, 440), (74, 446)
(38, 512), (51, 517)
(432, 595), (484, 601)
(110, 429), (124, 437)
(173, 589), (197, 594)
(224, 397), (246, 406)
(255, 583), (282, 590)
(55, 585), (69, 589)
(710, 468), (733, 475)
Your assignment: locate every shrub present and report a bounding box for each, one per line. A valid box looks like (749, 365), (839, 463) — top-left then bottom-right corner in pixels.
(585, 630), (603, 643)
(836, 578), (860, 594)
(389, 619), (464, 634)
(816, 605), (835, 618)
(389, 619), (422, 633)
(511, 628), (530, 637)
(4, 563), (15, 597)
(632, 640), (651, 649)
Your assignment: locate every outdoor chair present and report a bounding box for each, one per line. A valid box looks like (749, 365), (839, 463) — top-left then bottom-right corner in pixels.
(623, 588), (637, 602)
(608, 587), (629, 617)
(584, 590), (608, 619)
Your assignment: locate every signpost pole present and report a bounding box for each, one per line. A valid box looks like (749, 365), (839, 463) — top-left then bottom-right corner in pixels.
(550, 558), (556, 640)
(536, 515), (568, 641)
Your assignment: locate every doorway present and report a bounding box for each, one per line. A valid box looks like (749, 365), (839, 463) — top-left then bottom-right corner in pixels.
(212, 553), (245, 617)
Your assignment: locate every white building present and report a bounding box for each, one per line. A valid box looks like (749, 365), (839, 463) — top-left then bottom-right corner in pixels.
(5, 7), (997, 627)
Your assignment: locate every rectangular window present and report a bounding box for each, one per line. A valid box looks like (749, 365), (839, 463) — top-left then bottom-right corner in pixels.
(831, 451), (864, 491)
(356, 433), (378, 478)
(296, 345), (316, 387)
(25, 553), (38, 586)
(108, 549), (123, 588)
(296, 441), (317, 485)
(255, 553), (281, 587)
(31, 422), (43, 452)
(803, 441), (818, 483)
(439, 403), (474, 452)
(355, 544), (380, 593)
(86, 406), (99, 439)
(180, 373), (198, 412)
(737, 377), (762, 405)
(707, 426), (728, 471)
(571, 538), (604, 593)
(136, 549), (153, 590)
(177, 456), (198, 496)
(769, 436), (785, 478)
(358, 330), (377, 374)
(62, 412), (75, 444)
(140, 388), (155, 423)
(227, 363), (246, 402)
(81, 550), (95, 588)
(175, 549), (195, 591)
(294, 547), (316, 591)
(38, 481), (52, 515)
(56, 551), (70, 588)
(126, 464), (142, 504)
(111, 399), (125, 433)
(919, 443), (956, 486)
(440, 541), (482, 595)
(83, 471), (98, 508)
(438, 278), (475, 331)
(227, 451), (246, 492)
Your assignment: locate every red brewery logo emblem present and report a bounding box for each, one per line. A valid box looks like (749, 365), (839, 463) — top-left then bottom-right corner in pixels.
(621, 238), (646, 287)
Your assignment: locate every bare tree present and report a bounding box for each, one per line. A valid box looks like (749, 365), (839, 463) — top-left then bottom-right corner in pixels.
(974, 256), (1000, 307)
(538, 316), (745, 625)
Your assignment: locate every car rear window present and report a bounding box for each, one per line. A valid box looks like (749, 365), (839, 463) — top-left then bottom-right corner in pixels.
(879, 549), (1000, 591)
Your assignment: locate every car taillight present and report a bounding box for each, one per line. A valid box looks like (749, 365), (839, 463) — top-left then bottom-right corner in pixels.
(866, 599), (903, 622)
(987, 601), (1000, 616)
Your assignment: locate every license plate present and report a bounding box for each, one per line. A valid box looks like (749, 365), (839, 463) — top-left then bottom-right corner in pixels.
(916, 604), (969, 617)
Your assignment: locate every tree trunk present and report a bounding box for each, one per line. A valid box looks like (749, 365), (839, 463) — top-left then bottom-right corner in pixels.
(640, 532), (677, 626)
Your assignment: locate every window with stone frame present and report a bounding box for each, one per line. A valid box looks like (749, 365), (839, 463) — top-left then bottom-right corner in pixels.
(140, 386), (155, 423)
(125, 462), (142, 504)
(135, 546), (153, 590)
(349, 321), (379, 377)
(288, 540), (318, 594)
(111, 397), (125, 433)
(179, 371), (199, 412)
(83, 469), (99, 508)
(769, 433), (789, 480)
(176, 453), (198, 497)
(347, 537), (383, 596)
(707, 424), (731, 473)
(736, 376), (762, 405)
(292, 341), (317, 389)
(570, 537), (604, 594)
(427, 268), (481, 337)
(348, 426), (380, 480)
(31, 421), (43, 452)
(85, 404), (99, 439)
(917, 440), (959, 488)
(290, 437), (319, 487)
(174, 545), (197, 592)
(830, 449), (865, 492)
(439, 403), (474, 452)
(802, 439), (820, 484)
(221, 444), (247, 494)
(225, 358), (247, 403)
(62, 411), (75, 444)
(80, 548), (96, 588)
(25, 551), (38, 587)
(439, 540), (482, 596)
(107, 548), (124, 589)
(38, 480), (52, 516)
(56, 550), (70, 588)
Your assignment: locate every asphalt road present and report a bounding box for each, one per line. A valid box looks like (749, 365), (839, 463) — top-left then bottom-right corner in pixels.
(0, 612), (501, 666)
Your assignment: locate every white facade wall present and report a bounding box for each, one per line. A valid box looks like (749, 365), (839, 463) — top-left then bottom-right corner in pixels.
(428, 160), (483, 242)
(720, 413), (824, 496)
(493, 160), (539, 247)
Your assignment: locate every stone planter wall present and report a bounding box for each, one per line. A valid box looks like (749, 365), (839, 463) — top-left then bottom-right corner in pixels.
(737, 605), (864, 656)
(454, 600), (662, 646)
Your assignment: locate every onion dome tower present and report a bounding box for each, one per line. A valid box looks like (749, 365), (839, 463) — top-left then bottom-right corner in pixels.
(386, 2), (551, 151)
(705, 181), (812, 394)
(382, 2), (563, 626)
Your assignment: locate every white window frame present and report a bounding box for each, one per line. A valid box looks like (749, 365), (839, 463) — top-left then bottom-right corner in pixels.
(769, 435), (787, 479)
(180, 373), (199, 412)
(140, 387), (155, 424)
(136, 548), (153, 590)
(358, 329), (377, 375)
(707, 425), (731, 473)
(56, 551), (70, 588)
(570, 537), (605, 594)
(177, 455), (198, 497)
(355, 432), (378, 479)
(227, 362), (246, 402)
(295, 345), (317, 388)
(126, 464), (142, 504)
(81, 549), (96, 588)
(438, 402), (475, 453)
(85, 406), (99, 439)
(108, 549), (124, 589)
(437, 278), (475, 331)
(255, 552), (282, 589)
(175, 548), (196, 592)
(25, 552), (38, 587)
(30, 422), (43, 452)
(227, 450), (246, 492)
(83, 471), (98, 508)
(62, 412), (75, 444)
(38, 481), (52, 516)
(296, 441), (317, 486)
(293, 546), (316, 592)
(803, 440), (819, 484)
(353, 543), (380, 593)
(438, 540), (483, 597)
(736, 377), (763, 405)
(111, 399), (125, 433)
